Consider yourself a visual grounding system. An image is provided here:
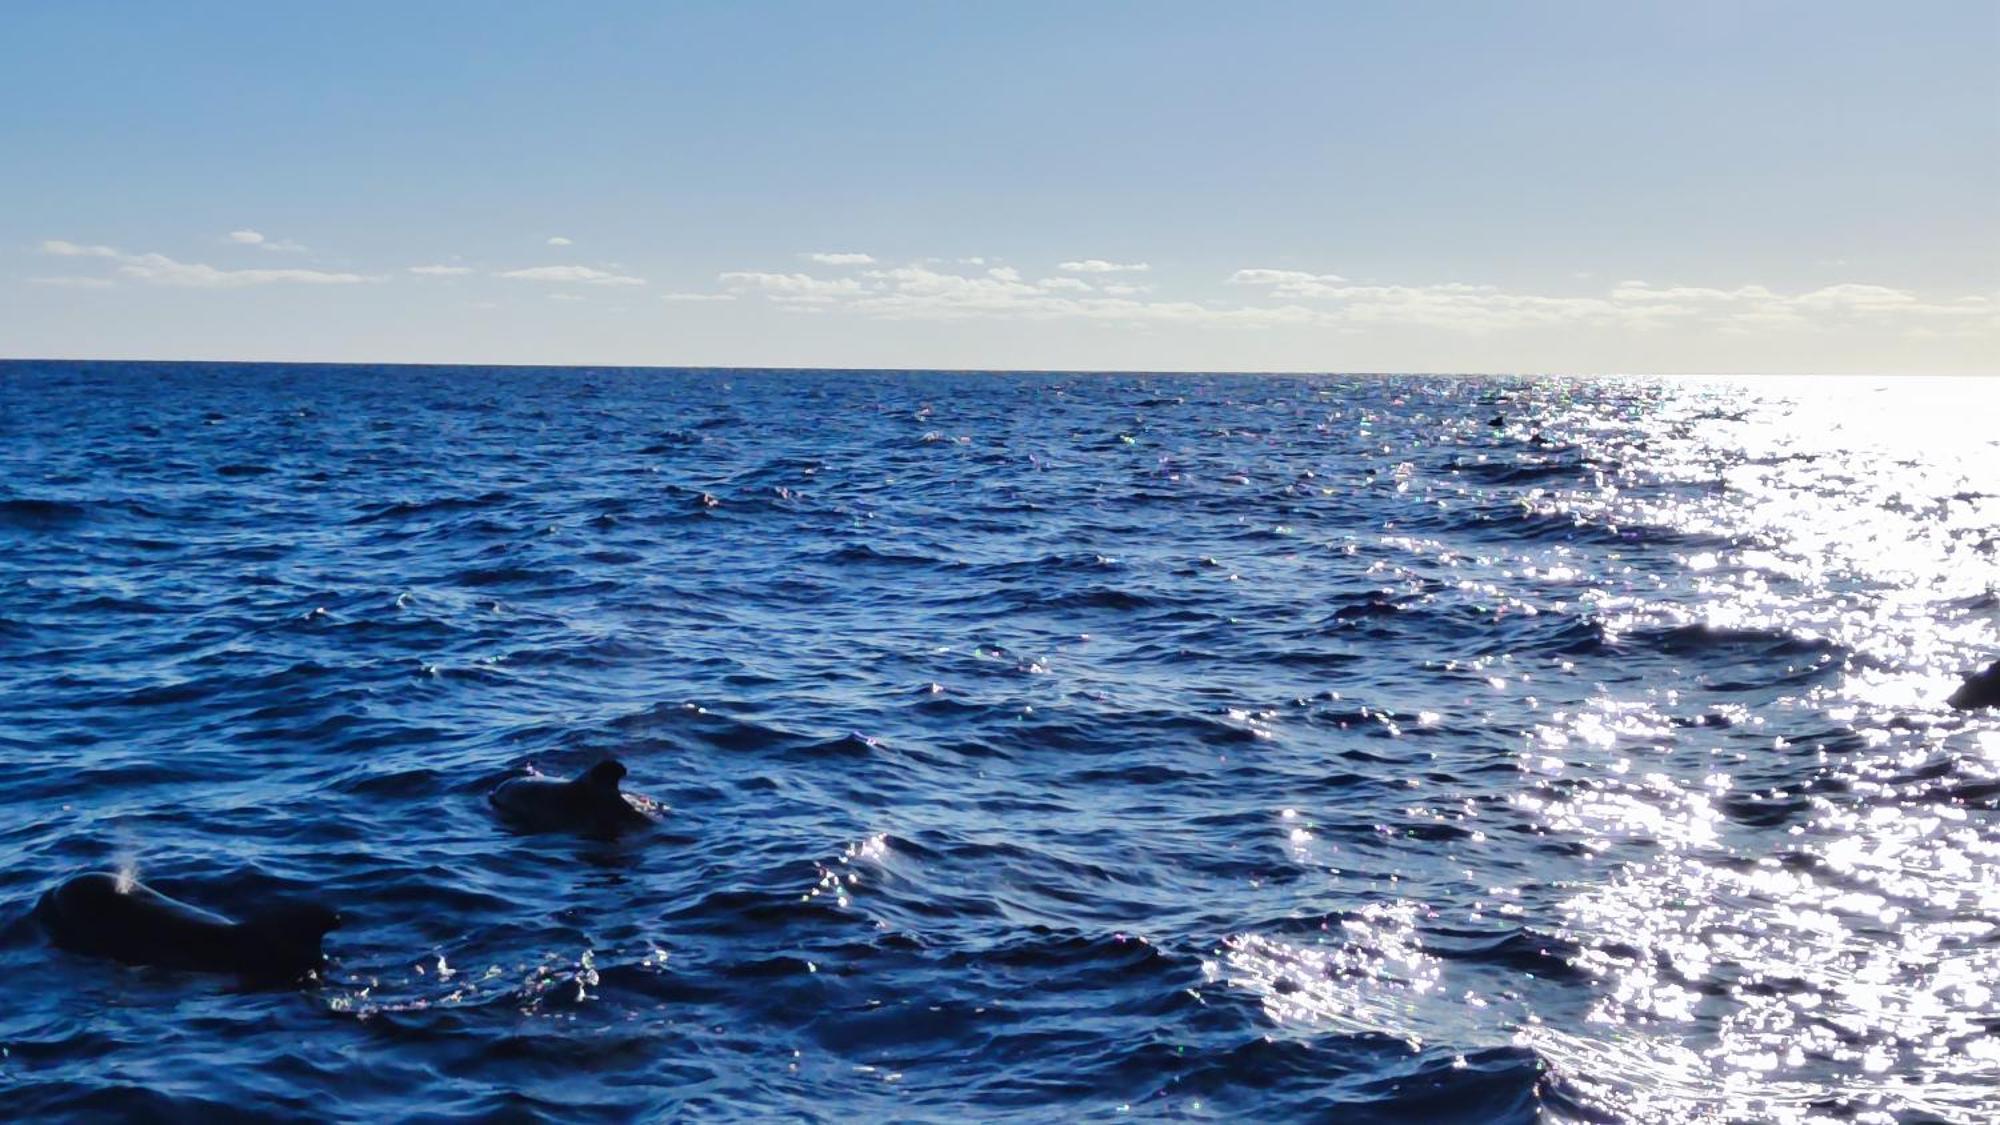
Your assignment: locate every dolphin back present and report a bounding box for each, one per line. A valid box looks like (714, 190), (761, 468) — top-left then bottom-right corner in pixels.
(1947, 661), (2000, 710)
(488, 758), (659, 837)
(37, 873), (233, 965)
(37, 873), (336, 981)
(238, 902), (342, 979)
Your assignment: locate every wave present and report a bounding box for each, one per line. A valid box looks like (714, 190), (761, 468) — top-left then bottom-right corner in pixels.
(350, 491), (518, 523)
(1450, 455), (1615, 486)
(817, 543), (955, 568)
(6, 363), (1992, 1121)
(1626, 622), (1843, 660)
(0, 497), (91, 529)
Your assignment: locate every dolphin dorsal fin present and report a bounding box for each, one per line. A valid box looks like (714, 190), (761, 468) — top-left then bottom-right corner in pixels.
(581, 759), (627, 791)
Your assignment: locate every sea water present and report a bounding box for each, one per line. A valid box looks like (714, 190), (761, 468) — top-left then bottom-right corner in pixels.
(0, 363), (1994, 1122)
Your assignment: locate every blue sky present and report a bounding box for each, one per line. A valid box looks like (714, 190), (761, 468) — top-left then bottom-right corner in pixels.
(4, 1), (1994, 372)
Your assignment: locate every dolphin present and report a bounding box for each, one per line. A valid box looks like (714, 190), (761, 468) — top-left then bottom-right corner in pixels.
(488, 758), (664, 838)
(1947, 660), (2000, 711)
(36, 872), (340, 982)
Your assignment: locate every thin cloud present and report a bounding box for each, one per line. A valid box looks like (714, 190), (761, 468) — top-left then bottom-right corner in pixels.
(1227, 268), (1346, 292)
(227, 229), (308, 252)
(804, 252), (874, 265)
(793, 261), (1294, 326)
(408, 265), (475, 276)
(661, 292), (737, 302)
(1059, 259), (1151, 274)
(119, 255), (372, 287)
(718, 259), (1300, 324)
(29, 276), (116, 288)
(1228, 268), (2000, 333)
(546, 236), (574, 247)
(42, 237), (365, 286)
(720, 271), (864, 302)
(40, 240), (121, 259)
(709, 254), (1999, 340)
(498, 265), (645, 286)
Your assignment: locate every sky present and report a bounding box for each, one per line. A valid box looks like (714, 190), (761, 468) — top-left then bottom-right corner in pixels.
(2, 1), (1995, 374)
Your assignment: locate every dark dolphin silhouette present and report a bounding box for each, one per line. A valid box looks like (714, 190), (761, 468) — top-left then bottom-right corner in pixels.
(488, 758), (663, 838)
(36, 872), (340, 982)
(1948, 660), (2000, 711)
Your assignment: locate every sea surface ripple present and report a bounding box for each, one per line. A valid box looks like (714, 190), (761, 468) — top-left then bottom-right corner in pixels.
(0, 362), (1995, 1123)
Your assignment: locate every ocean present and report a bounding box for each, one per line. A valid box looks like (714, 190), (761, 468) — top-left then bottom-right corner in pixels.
(0, 361), (1994, 1123)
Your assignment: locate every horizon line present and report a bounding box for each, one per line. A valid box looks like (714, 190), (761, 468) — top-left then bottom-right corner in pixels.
(2, 357), (1984, 380)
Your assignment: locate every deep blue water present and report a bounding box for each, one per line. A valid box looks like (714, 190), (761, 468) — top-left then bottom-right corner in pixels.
(1, 362), (1996, 1123)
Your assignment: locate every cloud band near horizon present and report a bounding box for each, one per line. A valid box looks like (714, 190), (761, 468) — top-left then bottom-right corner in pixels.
(27, 236), (1999, 344)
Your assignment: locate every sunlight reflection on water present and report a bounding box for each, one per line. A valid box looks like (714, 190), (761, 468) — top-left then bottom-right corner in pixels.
(1503, 378), (1997, 1122)
(1540, 379), (1993, 1121)
(1225, 376), (1999, 1123)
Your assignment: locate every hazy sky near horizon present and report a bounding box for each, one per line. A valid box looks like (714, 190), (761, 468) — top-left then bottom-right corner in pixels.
(3, 1), (1995, 373)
